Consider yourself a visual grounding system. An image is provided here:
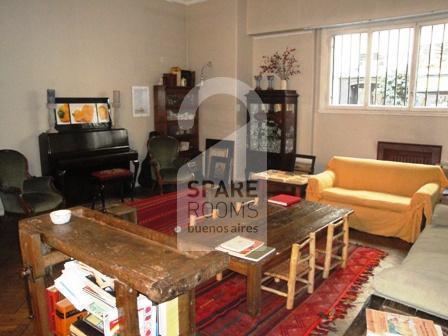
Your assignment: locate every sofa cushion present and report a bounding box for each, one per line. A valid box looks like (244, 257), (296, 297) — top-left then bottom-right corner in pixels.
(327, 156), (448, 197)
(405, 225), (448, 257)
(374, 266), (448, 319)
(322, 187), (411, 212)
(374, 222), (448, 319)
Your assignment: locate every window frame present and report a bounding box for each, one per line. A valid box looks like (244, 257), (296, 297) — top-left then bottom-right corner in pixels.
(319, 16), (448, 116)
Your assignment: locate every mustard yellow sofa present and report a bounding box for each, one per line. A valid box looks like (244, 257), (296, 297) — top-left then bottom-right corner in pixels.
(306, 156), (448, 243)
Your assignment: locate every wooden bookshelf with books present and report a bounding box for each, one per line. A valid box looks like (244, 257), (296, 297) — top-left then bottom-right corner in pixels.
(154, 85), (199, 160)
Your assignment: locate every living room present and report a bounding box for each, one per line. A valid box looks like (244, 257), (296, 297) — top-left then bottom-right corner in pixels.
(1, 0), (448, 335)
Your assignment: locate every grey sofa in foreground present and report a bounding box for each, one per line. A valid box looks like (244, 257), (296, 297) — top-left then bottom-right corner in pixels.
(373, 203), (448, 319)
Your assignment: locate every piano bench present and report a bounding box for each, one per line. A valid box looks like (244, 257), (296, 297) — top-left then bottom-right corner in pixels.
(91, 168), (134, 211)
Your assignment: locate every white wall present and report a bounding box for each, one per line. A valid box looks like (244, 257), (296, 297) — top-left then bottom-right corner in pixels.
(0, 0), (186, 175)
(247, 0), (448, 34)
(186, 0), (238, 149)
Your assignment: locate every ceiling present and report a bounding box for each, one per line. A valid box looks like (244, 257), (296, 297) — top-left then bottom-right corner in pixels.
(166, 0), (207, 5)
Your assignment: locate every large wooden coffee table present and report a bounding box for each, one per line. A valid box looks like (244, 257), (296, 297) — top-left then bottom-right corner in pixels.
(231, 200), (352, 317)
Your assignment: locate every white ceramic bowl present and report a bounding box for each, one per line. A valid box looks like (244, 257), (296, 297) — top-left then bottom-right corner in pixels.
(50, 209), (71, 225)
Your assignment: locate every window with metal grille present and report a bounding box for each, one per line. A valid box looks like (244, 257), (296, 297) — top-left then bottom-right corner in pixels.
(325, 18), (448, 113)
(330, 33), (368, 105)
(415, 23), (448, 108)
(370, 28), (413, 106)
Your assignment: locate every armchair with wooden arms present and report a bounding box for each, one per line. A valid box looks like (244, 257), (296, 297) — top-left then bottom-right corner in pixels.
(147, 136), (194, 194)
(0, 150), (64, 216)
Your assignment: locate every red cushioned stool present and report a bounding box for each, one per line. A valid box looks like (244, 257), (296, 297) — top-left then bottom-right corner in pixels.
(91, 168), (134, 211)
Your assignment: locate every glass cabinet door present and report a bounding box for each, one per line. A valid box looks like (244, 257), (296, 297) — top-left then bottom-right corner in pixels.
(284, 103), (295, 153)
(249, 103), (281, 153)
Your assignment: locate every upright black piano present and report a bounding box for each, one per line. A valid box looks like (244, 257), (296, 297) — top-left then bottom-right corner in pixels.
(39, 128), (139, 205)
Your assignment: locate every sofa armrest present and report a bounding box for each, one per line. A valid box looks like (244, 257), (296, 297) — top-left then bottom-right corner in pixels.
(306, 170), (336, 201)
(411, 182), (441, 224)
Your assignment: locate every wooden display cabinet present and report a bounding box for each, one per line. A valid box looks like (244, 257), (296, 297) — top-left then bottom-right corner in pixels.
(246, 90), (299, 173)
(154, 86), (199, 159)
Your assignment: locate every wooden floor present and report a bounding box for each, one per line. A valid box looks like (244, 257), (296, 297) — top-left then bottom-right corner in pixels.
(0, 203), (411, 336)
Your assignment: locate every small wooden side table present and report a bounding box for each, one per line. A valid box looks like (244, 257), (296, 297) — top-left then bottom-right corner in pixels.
(251, 169), (309, 197)
(106, 203), (138, 224)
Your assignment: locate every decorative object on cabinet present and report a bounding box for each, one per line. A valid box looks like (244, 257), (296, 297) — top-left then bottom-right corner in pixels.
(51, 97), (112, 131)
(132, 86), (150, 117)
(46, 89), (57, 133)
(111, 90), (120, 126)
(154, 85), (199, 159)
(246, 90), (299, 174)
(260, 47), (301, 90)
(254, 75), (262, 90)
(267, 75), (275, 90)
(163, 73), (177, 87)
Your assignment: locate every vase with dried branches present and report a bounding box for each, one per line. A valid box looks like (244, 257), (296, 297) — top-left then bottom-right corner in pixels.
(260, 47), (300, 90)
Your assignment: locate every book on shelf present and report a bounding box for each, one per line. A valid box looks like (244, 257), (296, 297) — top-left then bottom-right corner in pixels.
(55, 298), (87, 336)
(46, 285), (61, 334)
(268, 194), (301, 207)
(83, 314), (103, 333)
(216, 237), (275, 262)
(366, 309), (443, 336)
(70, 318), (103, 336)
(54, 260), (157, 336)
(158, 297), (179, 336)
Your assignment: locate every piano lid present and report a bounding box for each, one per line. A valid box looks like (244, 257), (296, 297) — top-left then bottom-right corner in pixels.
(40, 128), (131, 158)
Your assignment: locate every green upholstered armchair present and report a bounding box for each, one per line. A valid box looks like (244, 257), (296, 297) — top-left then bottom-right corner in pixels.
(0, 150), (64, 215)
(148, 136), (194, 194)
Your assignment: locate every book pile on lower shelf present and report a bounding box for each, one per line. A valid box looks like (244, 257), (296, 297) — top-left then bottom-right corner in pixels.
(48, 260), (179, 336)
(215, 235), (275, 262)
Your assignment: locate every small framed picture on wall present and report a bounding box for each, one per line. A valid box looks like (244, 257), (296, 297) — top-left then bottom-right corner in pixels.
(132, 86), (150, 117)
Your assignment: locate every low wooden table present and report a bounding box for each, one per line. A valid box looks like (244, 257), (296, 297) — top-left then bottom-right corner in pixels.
(251, 169), (309, 196)
(19, 207), (228, 336)
(344, 295), (448, 335)
(230, 201), (352, 317)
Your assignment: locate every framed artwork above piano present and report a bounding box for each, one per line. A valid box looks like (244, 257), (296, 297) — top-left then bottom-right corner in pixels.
(53, 97), (112, 131)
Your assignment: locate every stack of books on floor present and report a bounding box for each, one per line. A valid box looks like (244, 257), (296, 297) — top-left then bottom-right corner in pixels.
(47, 260), (178, 336)
(215, 235), (275, 262)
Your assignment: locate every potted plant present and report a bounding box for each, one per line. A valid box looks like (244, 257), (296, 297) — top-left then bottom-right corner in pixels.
(260, 47), (300, 90)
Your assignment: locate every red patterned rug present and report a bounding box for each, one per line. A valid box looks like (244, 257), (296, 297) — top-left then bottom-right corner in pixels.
(129, 193), (387, 335)
(127, 190), (204, 235)
(195, 246), (386, 336)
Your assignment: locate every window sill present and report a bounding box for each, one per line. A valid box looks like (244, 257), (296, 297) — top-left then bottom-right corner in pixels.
(319, 106), (448, 117)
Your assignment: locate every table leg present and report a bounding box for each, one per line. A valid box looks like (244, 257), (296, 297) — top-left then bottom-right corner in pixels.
(178, 289), (196, 336)
(131, 159), (139, 200)
(115, 280), (139, 336)
(19, 230), (49, 336)
(342, 215), (349, 268)
(246, 263), (262, 317)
